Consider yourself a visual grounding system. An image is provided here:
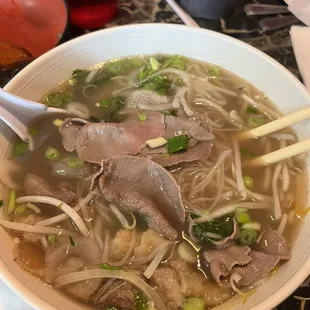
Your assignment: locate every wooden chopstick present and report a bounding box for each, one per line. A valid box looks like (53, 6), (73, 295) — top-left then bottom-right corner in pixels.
(244, 138), (310, 167)
(237, 106), (310, 142)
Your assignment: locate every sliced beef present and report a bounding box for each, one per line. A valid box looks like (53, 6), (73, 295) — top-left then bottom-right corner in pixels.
(203, 245), (252, 284)
(91, 156), (185, 240)
(143, 142), (212, 167)
(45, 236), (101, 299)
(255, 228), (291, 259)
(233, 251), (280, 286)
(24, 174), (76, 204)
(151, 267), (184, 309)
(164, 115), (214, 141)
(59, 113), (165, 164)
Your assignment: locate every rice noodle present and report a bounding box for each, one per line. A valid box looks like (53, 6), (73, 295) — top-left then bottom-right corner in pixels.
(109, 204), (136, 230)
(143, 242), (173, 279)
(272, 162), (283, 220)
(0, 219), (76, 236)
(16, 196), (89, 237)
(277, 214), (288, 235)
(232, 139), (247, 200)
(54, 269), (167, 310)
(35, 192), (95, 227)
(109, 229), (137, 267)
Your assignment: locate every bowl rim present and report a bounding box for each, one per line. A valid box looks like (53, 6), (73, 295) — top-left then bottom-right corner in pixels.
(3, 23), (310, 310)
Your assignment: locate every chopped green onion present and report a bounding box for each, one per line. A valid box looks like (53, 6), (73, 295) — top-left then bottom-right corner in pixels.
(13, 142), (29, 157)
(167, 135), (189, 154)
(247, 105), (258, 114)
(0, 200), (3, 208)
(53, 119), (64, 128)
(48, 234), (57, 244)
(69, 236), (76, 246)
(243, 175), (254, 189)
(133, 290), (148, 310)
(149, 57), (160, 71)
(161, 109), (178, 116)
(209, 66), (220, 77)
(235, 207), (248, 213)
(248, 116), (265, 128)
(242, 221), (261, 231)
(235, 212), (251, 224)
(45, 147), (60, 161)
(99, 263), (120, 270)
(146, 137), (167, 148)
(183, 297), (205, 310)
(67, 157), (84, 168)
(239, 229), (257, 246)
(44, 92), (72, 108)
(138, 112), (147, 121)
(239, 148), (255, 157)
(28, 128), (38, 136)
(8, 189), (16, 215)
(15, 204), (27, 214)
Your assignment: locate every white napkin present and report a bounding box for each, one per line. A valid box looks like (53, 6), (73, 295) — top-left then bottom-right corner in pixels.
(290, 25), (310, 92)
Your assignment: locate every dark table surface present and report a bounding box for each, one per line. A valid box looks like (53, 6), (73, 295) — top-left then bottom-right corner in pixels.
(2, 0), (309, 309)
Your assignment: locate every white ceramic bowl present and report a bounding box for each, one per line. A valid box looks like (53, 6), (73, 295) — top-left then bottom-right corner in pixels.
(2, 24), (310, 310)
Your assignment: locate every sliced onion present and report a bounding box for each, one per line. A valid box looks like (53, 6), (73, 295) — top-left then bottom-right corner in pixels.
(54, 269), (167, 310)
(16, 196), (89, 237)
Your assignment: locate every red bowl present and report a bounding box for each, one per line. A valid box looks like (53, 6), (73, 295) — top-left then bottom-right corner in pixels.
(0, 0), (69, 57)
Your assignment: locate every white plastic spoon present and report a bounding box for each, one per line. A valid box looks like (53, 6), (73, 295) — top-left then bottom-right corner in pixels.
(0, 88), (68, 143)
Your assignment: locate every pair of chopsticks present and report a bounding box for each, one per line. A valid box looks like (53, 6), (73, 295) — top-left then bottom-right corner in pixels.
(238, 106), (310, 167)
(165, 0), (309, 168)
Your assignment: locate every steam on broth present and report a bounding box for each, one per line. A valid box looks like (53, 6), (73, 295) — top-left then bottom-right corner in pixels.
(1, 55), (307, 309)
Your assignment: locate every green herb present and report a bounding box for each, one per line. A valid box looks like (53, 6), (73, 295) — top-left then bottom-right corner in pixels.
(248, 116), (265, 128)
(243, 175), (254, 189)
(167, 135), (189, 154)
(99, 263), (121, 270)
(209, 66), (220, 77)
(149, 57), (160, 71)
(48, 234), (57, 244)
(45, 147), (60, 161)
(104, 306), (120, 310)
(69, 236), (76, 246)
(138, 113), (147, 121)
(8, 189), (16, 215)
(53, 119), (64, 128)
(135, 214), (149, 232)
(235, 212), (251, 225)
(239, 229), (257, 246)
(133, 290), (148, 310)
(140, 75), (171, 95)
(15, 204), (27, 214)
(44, 92), (72, 108)
(99, 96), (125, 122)
(13, 142), (29, 157)
(28, 128), (38, 137)
(162, 55), (187, 70)
(162, 109), (178, 116)
(247, 105), (258, 114)
(67, 157), (84, 168)
(192, 214), (234, 243)
(239, 148), (255, 157)
(0, 200), (3, 208)
(183, 297), (205, 310)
